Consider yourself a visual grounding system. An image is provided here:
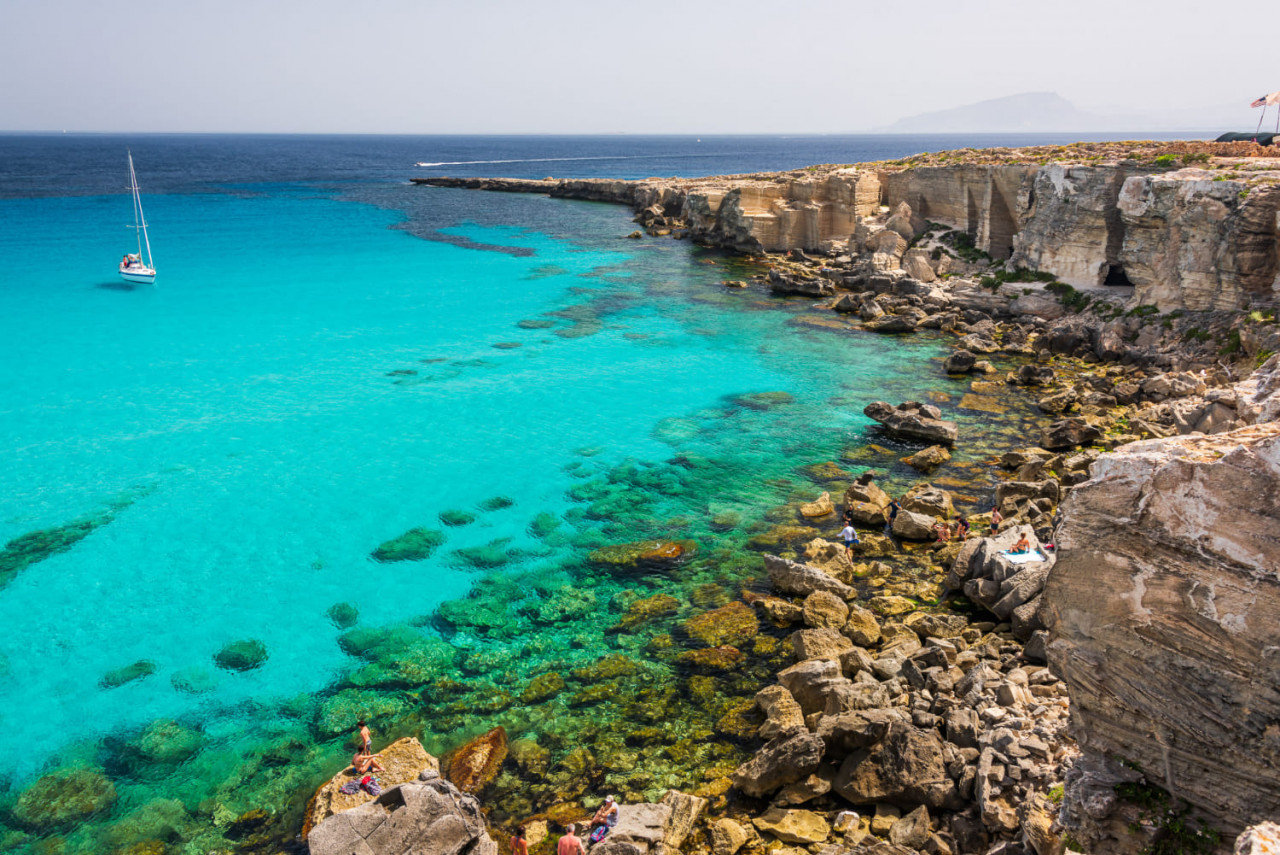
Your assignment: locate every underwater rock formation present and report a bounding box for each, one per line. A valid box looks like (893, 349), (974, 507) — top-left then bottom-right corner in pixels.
(446, 726), (508, 794)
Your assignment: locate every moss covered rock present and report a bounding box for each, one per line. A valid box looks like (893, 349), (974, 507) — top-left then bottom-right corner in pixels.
(214, 639), (267, 672)
(326, 602), (359, 629)
(136, 719), (202, 764)
(439, 509), (476, 527)
(314, 688), (408, 738)
(371, 527), (446, 562)
(610, 593), (679, 632)
(99, 659), (156, 689)
(682, 601), (758, 648)
(520, 672), (566, 704)
(587, 540), (696, 573)
(13, 767), (117, 830)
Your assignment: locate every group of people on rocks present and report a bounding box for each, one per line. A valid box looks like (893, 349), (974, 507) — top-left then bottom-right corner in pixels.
(834, 474), (1003, 556)
(350, 721), (621, 852)
(511, 796), (620, 855)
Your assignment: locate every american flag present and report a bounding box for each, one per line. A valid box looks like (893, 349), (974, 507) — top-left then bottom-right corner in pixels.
(1252, 91), (1280, 108)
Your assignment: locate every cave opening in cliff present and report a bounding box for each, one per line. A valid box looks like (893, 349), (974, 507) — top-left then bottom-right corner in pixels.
(1104, 264), (1133, 287)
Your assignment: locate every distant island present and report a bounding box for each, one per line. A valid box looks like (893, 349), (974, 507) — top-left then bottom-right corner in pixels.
(881, 90), (1251, 134)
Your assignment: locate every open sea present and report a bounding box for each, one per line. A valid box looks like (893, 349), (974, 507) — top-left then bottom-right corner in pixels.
(0, 131), (1189, 853)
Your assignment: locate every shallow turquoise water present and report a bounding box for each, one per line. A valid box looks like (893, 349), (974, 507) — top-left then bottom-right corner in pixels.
(0, 156), (974, 851)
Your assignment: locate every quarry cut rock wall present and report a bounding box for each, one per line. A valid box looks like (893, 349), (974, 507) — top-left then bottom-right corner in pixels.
(419, 155), (1280, 311)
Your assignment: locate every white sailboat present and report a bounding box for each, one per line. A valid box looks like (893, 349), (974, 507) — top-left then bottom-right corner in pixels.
(119, 151), (157, 285)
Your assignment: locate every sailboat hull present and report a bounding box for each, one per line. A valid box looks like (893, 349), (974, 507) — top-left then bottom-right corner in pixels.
(120, 267), (156, 285)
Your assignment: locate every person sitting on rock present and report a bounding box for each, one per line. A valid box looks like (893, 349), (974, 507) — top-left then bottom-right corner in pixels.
(352, 749), (385, 774)
(1011, 532), (1032, 554)
(933, 520), (951, 543)
(558, 824), (586, 855)
(589, 796), (619, 842)
(955, 517), (970, 540)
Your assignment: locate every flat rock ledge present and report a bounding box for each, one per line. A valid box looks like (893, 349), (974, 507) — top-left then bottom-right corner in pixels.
(307, 772), (496, 855)
(303, 736), (440, 840)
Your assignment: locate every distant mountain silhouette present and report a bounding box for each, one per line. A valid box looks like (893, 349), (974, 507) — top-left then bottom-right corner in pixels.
(885, 92), (1097, 133)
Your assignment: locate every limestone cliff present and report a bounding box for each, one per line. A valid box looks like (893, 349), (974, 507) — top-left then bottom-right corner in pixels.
(417, 141), (1280, 312)
(1044, 422), (1280, 848)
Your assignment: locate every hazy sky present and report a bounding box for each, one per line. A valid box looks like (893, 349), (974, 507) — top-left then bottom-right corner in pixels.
(2, 0), (1275, 133)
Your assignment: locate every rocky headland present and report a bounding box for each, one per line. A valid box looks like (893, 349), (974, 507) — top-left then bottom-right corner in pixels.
(402, 139), (1280, 855)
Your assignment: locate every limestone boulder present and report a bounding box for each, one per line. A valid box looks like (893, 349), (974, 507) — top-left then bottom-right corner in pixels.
(803, 590), (850, 629)
(799, 491), (836, 519)
(711, 819), (750, 855)
(752, 808), (831, 845)
(590, 802), (674, 855)
(306, 774), (497, 855)
(731, 731), (825, 797)
(791, 628), (855, 662)
(1047, 423), (1280, 840)
(833, 723), (956, 810)
(864, 401), (959, 446)
(1039, 418), (1102, 451)
(891, 509), (936, 541)
(943, 350), (976, 375)
(303, 737), (441, 839)
(778, 657), (849, 715)
(764, 554), (854, 599)
(843, 479), (892, 525)
(756, 685), (806, 740)
(889, 805), (931, 849)
(901, 445), (951, 473)
(902, 483), (954, 518)
(841, 604), (881, 646)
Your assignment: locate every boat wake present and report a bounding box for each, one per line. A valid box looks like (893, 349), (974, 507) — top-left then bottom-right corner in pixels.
(414, 154), (725, 168)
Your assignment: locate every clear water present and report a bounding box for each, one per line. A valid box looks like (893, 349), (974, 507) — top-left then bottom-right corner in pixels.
(0, 133), (1154, 851)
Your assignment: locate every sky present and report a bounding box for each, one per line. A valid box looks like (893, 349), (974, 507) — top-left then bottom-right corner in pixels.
(1, 0), (1275, 134)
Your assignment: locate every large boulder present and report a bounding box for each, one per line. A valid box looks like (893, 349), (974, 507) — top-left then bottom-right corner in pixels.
(891, 509), (936, 541)
(864, 402), (958, 446)
(901, 483), (954, 518)
(833, 723), (957, 810)
(1046, 423), (1280, 841)
(731, 732), (825, 797)
(1039, 418), (1102, 451)
(764, 554), (854, 599)
(842, 479), (892, 525)
(307, 774), (497, 855)
(303, 737), (441, 839)
(591, 802), (678, 855)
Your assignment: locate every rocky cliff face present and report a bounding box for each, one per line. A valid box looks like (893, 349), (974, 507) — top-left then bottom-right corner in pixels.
(1044, 421), (1280, 849)
(418, 143), (1280, 313)
(1119, 173), (1280, 310)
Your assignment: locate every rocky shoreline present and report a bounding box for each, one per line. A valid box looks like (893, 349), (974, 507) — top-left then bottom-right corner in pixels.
(387, 140), (1280, 855)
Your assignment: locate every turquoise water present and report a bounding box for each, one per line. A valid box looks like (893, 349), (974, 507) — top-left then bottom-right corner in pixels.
(0, 136), (1036, 852)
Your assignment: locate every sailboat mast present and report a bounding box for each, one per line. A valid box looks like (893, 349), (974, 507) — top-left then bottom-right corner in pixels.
(128, 151), (154, 268)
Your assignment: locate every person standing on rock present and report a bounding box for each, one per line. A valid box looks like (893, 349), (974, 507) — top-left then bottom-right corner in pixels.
(839, 521), (860, 558)
(884, 498), (900, 535)
(511, 826), (529, 855)
(559, 825), (586, 855)
(357, 719), (372, 755)
(989, 506), (1003, 534)
(955, 516), (971, 540)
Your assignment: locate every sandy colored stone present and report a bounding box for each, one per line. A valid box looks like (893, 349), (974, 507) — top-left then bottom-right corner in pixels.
(302, 736), (439, 839)
(799, 491), (835, 519)
(802, 590), (849, 629)
(752, 807), (831, 844)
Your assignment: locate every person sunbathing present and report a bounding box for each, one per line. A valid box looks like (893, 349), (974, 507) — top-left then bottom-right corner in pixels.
(1010, 533), (1032, 554)
(352, 750), (385, 774)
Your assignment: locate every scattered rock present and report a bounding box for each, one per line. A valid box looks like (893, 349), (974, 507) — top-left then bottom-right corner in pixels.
(214, 639), (268, 672)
